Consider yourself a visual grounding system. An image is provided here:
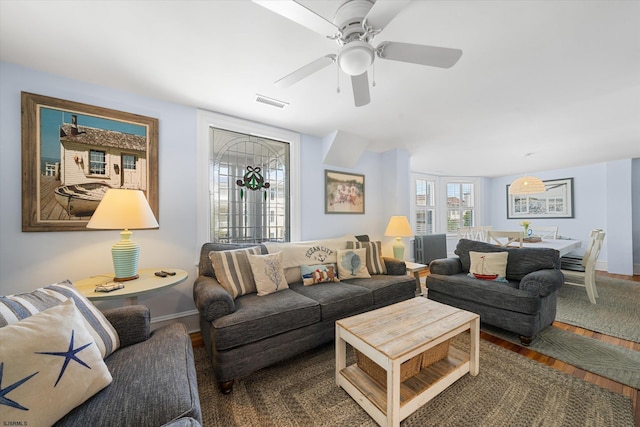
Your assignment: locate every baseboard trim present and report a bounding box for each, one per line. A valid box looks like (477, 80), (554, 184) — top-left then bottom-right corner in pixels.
(150, 309), (201, 334)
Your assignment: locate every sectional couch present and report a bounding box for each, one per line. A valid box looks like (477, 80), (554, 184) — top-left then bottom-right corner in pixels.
(193, 235), (416, 393)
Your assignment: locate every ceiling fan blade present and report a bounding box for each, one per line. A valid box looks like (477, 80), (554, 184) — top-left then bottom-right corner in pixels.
(351, 72), (370, 107)
(253, 0), (339, 38)
(364, 0), (411, 31)
(275, 54), (336, 88)
(377, 41), (462, 68)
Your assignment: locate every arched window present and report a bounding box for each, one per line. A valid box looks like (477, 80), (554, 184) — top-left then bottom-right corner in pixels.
(211, 128), (289, 243)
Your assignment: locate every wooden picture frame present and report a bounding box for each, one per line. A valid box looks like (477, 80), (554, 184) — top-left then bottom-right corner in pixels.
(22, 92), (159, 231)
(324, 170), (365, 214)
(507, 177), (574, 219)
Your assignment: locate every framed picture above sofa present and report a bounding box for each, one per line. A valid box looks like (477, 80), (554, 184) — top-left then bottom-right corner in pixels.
(324, 170), (365, 214)
(21, 92), (159, 231)
(507, 177), (574, 219)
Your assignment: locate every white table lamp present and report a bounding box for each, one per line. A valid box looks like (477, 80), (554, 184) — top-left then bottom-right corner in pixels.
(384, 215), (413, 260)
(87, 189), (158, 282)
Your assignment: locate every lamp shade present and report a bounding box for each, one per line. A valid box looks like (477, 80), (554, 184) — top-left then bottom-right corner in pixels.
(384, 216), (413, 260)
(87, 189), (158, 230)
(384, 216), (413, 237)
(87, 189), (158, 282)
(509, 176), (546, 195)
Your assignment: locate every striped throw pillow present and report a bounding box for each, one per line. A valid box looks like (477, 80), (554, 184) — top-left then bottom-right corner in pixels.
(0, 280), (120, 358)
(346, 241), (387, 275)
(209, 246), (262, 298)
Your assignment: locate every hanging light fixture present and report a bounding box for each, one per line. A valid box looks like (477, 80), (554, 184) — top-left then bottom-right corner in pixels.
(509, 153), (545, 195)
(508, 175), (546, 195)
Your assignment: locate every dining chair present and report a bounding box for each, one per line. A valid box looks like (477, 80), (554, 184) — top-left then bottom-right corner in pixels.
(486, 230), (524, 248)
(562, 229), (606, 304)
(458, 225), (492, 241)
(529, 226), (558, 239)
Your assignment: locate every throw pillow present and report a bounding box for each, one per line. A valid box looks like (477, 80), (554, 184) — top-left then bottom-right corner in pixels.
(248, 252), (289, 296)
(468, 251), (509, 282)
(0, 298), (112, 426)
(337, 248), (371, 280)
(209, 246), (262, 298)
(0, 279), (120, 358)
(346, 241), (387, 275)
(300, 264), (339, 286)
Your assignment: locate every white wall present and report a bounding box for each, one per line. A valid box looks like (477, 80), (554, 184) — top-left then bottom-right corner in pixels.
(0, 61), (411, 328)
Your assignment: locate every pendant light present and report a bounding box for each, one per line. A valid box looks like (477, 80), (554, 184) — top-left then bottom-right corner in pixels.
(509, 153), (545, 195)
(509, 175), (546, 195)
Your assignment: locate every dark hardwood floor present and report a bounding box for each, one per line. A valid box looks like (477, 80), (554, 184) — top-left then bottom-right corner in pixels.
(191, 270), (639, 425)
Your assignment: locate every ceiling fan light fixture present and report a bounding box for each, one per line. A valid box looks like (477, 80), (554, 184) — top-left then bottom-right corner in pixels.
(338, 41), (374, 76)
(509, 175), (546, 195)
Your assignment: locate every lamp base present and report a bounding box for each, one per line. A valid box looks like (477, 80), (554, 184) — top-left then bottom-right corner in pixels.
(392, 237), (405, 260)
(112, 229), (140, 282)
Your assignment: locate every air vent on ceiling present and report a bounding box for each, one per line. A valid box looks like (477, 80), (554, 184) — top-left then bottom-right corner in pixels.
(255, 94), (289, 109)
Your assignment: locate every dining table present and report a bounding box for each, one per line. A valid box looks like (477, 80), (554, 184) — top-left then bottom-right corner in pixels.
(518, 238), (582, 257)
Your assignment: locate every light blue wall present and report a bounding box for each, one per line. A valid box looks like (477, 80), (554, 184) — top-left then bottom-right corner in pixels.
(0, 61), (411, 321)
(0, 62), (199, 320)
(605, 160), (634, 275)
(488, 160), (639, 274)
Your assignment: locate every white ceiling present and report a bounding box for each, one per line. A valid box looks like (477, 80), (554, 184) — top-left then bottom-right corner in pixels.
(1, 0), (639, 177)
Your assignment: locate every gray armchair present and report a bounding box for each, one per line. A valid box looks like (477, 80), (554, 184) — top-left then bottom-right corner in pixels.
(426, 239), (563, 345)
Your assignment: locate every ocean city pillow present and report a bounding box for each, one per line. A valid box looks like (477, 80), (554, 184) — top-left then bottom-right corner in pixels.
(0, 279), (120, 358)
(468, 251), (509, 282)
(0, 298), (112, 426)
(300, 264), (340, 286)
(346, 241), (387, 275)
(337, 248), (371, 280)
(248, 252), (289, 296)
(209, 246), (262, 298)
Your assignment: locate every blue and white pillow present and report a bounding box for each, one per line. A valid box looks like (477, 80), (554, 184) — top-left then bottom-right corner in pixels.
(337, 248), (371, 280)
(0, 280), (120, 358)
(0, 299), (112, 426)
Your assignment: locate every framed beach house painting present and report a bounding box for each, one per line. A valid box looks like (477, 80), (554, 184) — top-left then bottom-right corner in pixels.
(325, 170), (365, 214)
(21, 92), (159, 231)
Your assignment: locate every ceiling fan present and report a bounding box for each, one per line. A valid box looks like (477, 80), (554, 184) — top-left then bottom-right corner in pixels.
(253, 0), (462, 107)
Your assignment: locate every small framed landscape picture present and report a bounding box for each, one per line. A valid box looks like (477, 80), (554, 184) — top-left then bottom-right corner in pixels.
(325, 170), (365, 214)
(507, 177), (574, 219)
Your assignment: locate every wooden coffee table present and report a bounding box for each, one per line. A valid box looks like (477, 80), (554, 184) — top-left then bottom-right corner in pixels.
(336, 298), (479, 427)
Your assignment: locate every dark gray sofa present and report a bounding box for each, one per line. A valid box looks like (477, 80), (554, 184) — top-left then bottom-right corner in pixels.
(427, 238), (564, 346)
(193, 237), (416, 393)
(56, 305), (202, 427)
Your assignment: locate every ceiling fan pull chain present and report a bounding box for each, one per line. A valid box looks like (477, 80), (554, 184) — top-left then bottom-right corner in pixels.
(336, 62), (341, 94)
(372, 62), (376, 87)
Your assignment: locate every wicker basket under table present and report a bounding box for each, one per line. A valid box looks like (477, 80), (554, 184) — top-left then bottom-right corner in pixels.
(354, 339), (450, 387)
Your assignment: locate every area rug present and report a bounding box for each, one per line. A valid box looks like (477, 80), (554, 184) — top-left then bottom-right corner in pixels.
(556, 276), (640, 343)
(481, 324), (640, 389)
(194, 334), (635, 427)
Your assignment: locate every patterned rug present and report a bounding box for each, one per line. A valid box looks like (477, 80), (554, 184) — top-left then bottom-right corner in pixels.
(556, 276), (640, 343)
(482, 324), (640, 389)
(195, 334), (635, 427)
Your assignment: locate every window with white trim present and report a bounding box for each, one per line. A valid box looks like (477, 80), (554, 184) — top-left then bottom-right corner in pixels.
(446, 182), (475, 232)
(411, 173), (481, 235)
(196, 110), (301, 246)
